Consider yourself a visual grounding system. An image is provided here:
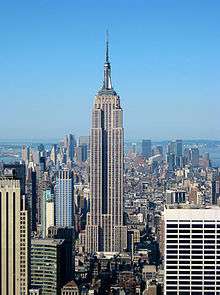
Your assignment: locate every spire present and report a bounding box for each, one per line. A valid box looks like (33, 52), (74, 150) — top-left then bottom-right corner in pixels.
(98, 31), (117, 95)
(103, 30), (112, 90)
(105, 30), (109, 63)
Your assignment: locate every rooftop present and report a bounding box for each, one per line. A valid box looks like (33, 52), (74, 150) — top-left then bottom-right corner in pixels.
(62, 280), (79, 290)
(164, 206), (220, 220)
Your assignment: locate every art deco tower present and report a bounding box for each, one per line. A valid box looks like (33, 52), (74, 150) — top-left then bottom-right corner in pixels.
(86, 35), (127, 253)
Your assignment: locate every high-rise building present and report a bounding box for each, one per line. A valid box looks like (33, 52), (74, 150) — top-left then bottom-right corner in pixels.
(26, 165), (37, 232)
(0, 174), (29, 294)
(167, 141), (176, 154)
(55, 169), (74, 227)
(31, 239), (69, 295)
(175, 139), (183, 168)
(38, 144), (45, 155)
(78, 136), (90, 146)
(141, 140), (152, 158)
(3, 162), (26, 195)
(212, 176), (220, 205)
(166, 189), (186, 204)
(36, 171), (51, 227)
(175, 139), (183, 157)
(183, 147), (191, 165)
(154, 145), (163, 156)
(190, 147), (200, 167)
(164, 206), (220, 294)
(20, 195), (31, 295)
(86, 35), (127, 253)
(41, 189), (55, 238)
(64, 134), (76, 163)
(48, 226), (75, 280)
(39, 156), (46, 172)
(166, 153), (175, 173)
(22, 145), (30, 164)
(50, 144), (57, 165)
(77, 143), (88, 162)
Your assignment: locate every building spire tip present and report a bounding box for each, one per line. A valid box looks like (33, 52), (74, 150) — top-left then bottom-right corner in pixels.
(105, 30), (109, 63)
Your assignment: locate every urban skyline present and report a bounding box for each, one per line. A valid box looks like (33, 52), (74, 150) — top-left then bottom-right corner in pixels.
(0, 1), (220, 140)
(1, 2), (220, 294)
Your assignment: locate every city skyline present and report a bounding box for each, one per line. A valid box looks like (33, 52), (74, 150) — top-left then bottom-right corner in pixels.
(1, 2), (220, 294)
(0, 1), (220, 140)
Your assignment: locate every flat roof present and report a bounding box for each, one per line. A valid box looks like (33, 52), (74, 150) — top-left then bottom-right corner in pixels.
(164, 206), (220, 220)
(31, 238), (64, 246)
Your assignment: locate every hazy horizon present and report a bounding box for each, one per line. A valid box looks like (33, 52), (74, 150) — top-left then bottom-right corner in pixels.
(0, 137), (220, 144)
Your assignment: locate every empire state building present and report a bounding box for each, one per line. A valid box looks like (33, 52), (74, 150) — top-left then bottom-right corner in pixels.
(86, 36), (127, 253)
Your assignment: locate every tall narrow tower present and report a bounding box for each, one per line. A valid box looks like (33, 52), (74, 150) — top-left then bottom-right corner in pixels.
(0, 171), (30, 295)
(86, 34), (127, 253)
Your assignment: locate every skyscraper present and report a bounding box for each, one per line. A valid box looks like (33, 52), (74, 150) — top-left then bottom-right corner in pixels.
(86, 35), (127, 253)
(0, 172), (30, 294)
(26, 165), (37, 232)
(175, 139), (183, 168)
(167, 141), (176, 154)
(166, 153), (175, 174)
(77, 143), (88, 162)
(50, 144), (57, 165)
(48, 226), (75, 280)
(55, 169), (74, 227)
(20, 195), (30, 295)
(164, 206), (220, 294)
(3, 163), (26, 195)
(141, 139), (152, 159)
(22, 145), (30, 164)
(212, 176), (220, 205)
(175, 139), (183, 157)
(31, 239), (69, 295)
(190, 147), (200, 167)
(64, 134), (76, 163)
(41, 189), (55, 238)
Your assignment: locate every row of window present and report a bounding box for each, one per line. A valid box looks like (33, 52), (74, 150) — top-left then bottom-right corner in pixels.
(166, 255), (220, 259)
(167, 292), (216, 295)
(167, 276), (218, 281)
(167, 235), (219, 238)
(167, 244), (220, 248)
(167, 286), (219, 290)
(167, 260), (217, 264)
(167, 239), (219, 243)
(167, 250), (219, 254)
(167, 270), (219, 274)
(167, 281), (220, 285)
(167, 229), (219, 233)
(167, 224), (220, 228)
(166, 265), (219, 269)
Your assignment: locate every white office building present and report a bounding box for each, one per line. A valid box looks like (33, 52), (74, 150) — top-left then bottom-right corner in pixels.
(164, 206), (220, 295)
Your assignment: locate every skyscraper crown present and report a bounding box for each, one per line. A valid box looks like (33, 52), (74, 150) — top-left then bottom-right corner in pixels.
(98, 31), (117, 96)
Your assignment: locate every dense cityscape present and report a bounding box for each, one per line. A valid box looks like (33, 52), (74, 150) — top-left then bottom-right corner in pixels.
(1, 33), (220, 295)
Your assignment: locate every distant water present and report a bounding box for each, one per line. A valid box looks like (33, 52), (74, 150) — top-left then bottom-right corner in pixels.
(0, 156), (20, 164)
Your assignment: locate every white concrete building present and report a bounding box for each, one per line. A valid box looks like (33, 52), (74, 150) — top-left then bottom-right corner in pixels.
(164, 206), (220, 294)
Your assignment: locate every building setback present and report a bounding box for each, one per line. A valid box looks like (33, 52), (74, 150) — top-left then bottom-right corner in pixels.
(86, 35), (127, 253)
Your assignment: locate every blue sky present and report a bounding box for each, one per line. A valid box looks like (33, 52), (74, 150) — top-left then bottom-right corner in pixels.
(0, 0), (220, 140)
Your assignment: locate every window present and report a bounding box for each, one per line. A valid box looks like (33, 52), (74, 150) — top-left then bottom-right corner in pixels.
(179, 224), (190, 228)
(167, 224), (178, 228)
